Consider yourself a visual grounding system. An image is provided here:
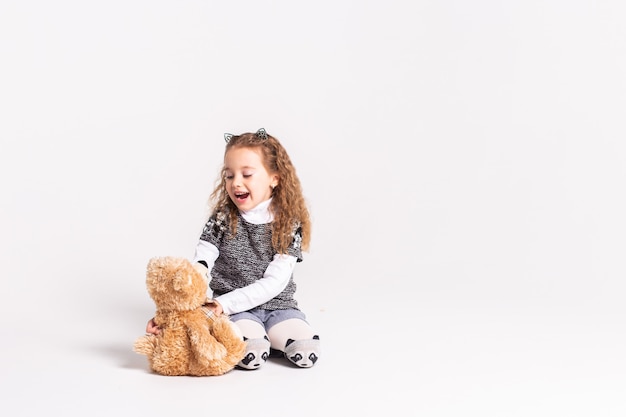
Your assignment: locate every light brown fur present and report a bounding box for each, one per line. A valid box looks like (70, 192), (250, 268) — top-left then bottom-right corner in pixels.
(133, 256), (246, 376)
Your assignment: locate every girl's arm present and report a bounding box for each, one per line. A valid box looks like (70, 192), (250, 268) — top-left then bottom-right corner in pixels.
(214, 254), (297, 315)
(192, 239), (219, 279)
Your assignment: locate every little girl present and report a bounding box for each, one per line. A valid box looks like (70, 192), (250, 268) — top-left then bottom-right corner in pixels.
(146, 128), (320, 369)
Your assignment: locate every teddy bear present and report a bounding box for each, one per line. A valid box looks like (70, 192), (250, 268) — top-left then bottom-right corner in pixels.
(133, 256), (246, 376)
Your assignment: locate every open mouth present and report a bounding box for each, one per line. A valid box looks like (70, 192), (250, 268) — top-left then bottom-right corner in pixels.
(234, 191), (249, 201)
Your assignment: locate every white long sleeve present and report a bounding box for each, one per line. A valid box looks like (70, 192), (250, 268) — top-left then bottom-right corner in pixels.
(214, 253), (297, 315)
(192, 239), (219, 274)
(193, 198), (300, 314)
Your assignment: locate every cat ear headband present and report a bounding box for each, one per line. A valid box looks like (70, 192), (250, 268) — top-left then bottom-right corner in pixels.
(224, 128), (268, 143)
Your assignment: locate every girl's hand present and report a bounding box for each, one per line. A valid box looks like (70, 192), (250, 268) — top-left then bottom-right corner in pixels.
(146, 318), (160, 335)
(203, 299), (223, 316)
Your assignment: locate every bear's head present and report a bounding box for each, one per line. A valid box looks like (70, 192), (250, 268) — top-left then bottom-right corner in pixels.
(145, 256), (207, 311)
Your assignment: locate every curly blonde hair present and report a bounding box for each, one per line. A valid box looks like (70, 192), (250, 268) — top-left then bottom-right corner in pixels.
(208, 131), (311, 254)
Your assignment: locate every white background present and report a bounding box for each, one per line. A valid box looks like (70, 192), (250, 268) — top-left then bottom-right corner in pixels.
(1, 1), (625, 416)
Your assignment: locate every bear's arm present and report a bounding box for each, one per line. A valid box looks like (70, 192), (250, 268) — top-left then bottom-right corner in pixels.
(186, 312), (227, 365)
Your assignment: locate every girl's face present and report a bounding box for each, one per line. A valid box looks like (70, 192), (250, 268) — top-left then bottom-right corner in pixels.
(224, 146), (278, 212)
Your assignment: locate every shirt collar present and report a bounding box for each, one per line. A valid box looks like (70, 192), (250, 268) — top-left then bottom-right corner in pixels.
(241, 198), (273, 224)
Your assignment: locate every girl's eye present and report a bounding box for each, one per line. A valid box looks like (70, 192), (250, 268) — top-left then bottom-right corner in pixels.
(243, 174), (252, 178)
(225, 175), (234, 180)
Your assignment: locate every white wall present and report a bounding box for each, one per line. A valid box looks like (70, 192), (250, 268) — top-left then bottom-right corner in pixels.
(1, 1), (625, 415)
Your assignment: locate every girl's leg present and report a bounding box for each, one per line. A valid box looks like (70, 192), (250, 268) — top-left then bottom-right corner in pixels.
(234, 319), (270, 370)
(267, 318), (321, 368)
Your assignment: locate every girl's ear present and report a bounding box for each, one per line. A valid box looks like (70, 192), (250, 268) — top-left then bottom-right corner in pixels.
(271, 174), (279, 188)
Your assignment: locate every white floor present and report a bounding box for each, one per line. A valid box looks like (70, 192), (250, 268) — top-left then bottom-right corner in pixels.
(2, 240), (625, 416)
(2, 1), (626, 416)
